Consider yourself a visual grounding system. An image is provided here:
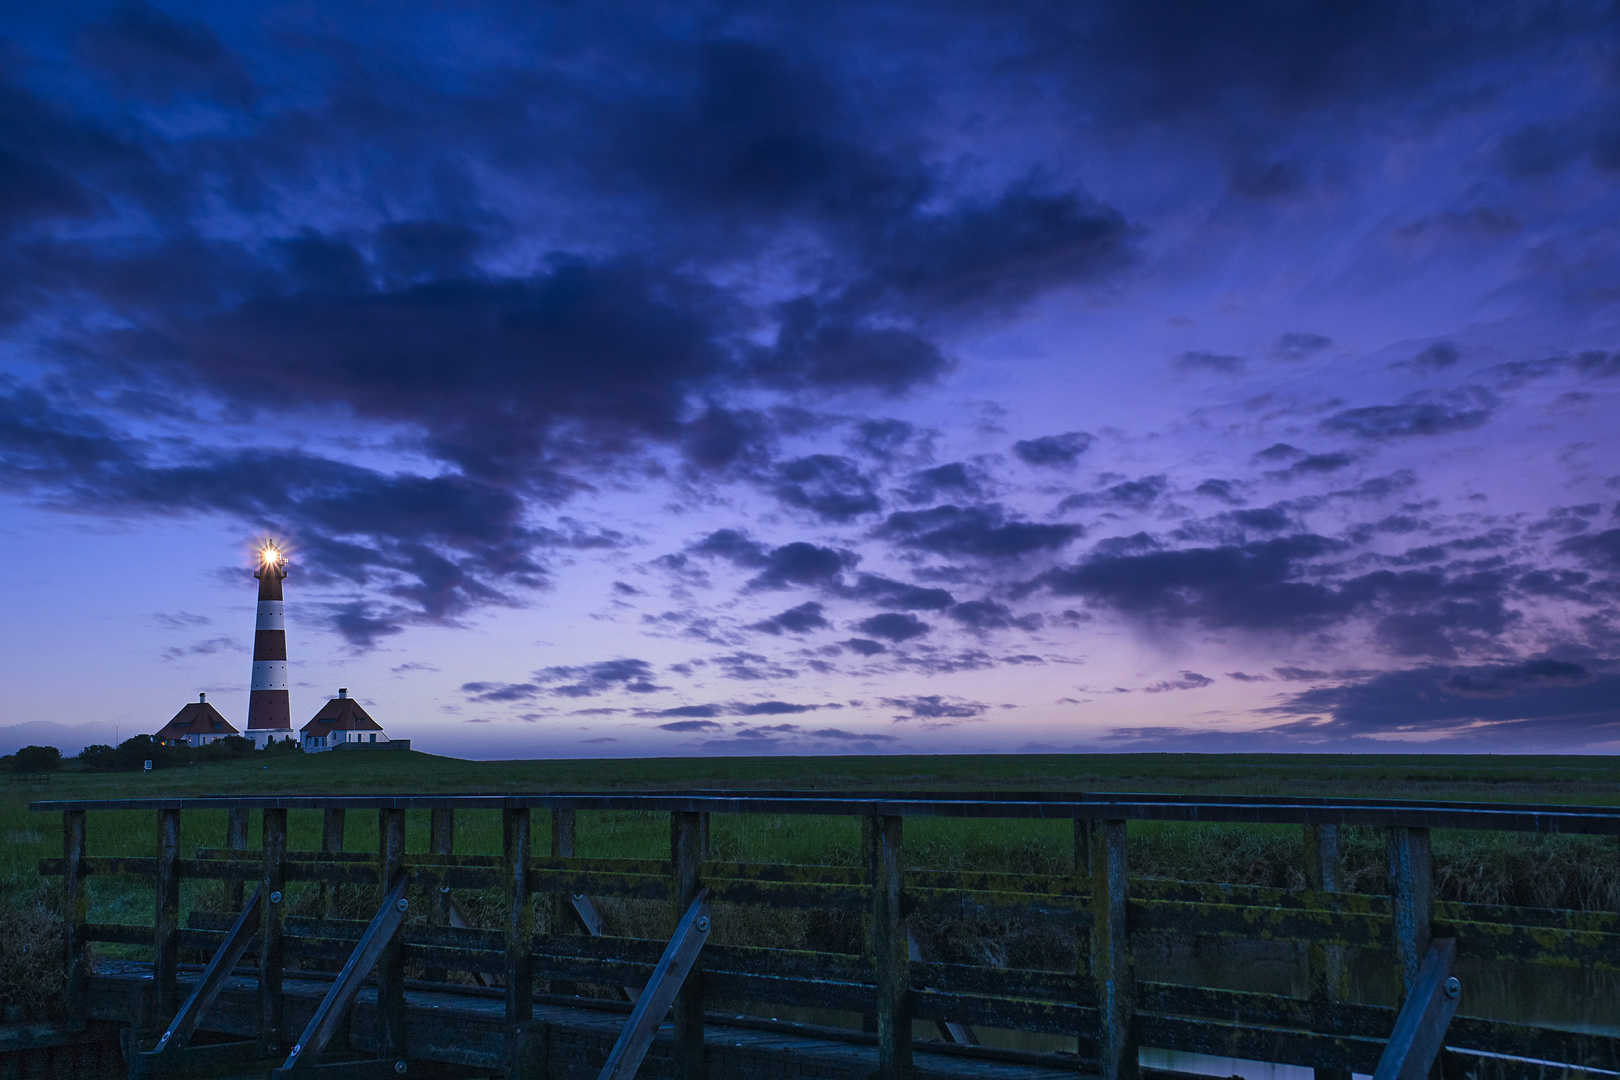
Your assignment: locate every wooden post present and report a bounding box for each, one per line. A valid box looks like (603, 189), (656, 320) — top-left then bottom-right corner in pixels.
(62, 810), (87, 1027)
(503, 808), (534, 1025)
(1305, 824), (1351, 1080)
(549, 808), (577, 995)
(871, 814), (910, 1080)
(153, 808), (182, 1025)
(260, 808), (287, 1056)
(321, 809), (346, 920)
(1387, 827), (1433, 996)
(378, 808), (408, 1059)
(427, 809), (454, 983)
(860, 816), (879, 1034)
(671, 812), (706, 1080)
(1090, 819), (1136, 1080)
(226, 809), (249, 912)
(1074, 817), (1096, 1057)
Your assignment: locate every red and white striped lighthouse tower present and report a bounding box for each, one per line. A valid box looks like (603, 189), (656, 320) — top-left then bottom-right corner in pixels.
(246, 544), (291, 749)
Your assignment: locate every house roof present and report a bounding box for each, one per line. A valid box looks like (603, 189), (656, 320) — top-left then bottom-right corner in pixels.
(301, 695), (383, 736)
(155, 700), (238, 741)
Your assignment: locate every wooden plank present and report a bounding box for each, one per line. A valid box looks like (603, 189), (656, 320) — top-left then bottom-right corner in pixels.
(273, 874), (412, 1077)
(872, 814), (911, 1080)
(262, 807), (288, 1057)
(152, 808), (181, 1026)
(1091, 818), (1136, 1080)
(1387, 827), (1432, 994)
(376, 808), (407, 1059)
(321, 810), (346, 921)
(1304, 824), (1352, 1080)
(503, 808), (533, 1029)
(1371, 938), (1459, 1080)
(671, 810), (706, 1080)
(31, 791), (1620, 835)
(594, 888), (713, 1080)
(427, 808), (453, 983)
(62, 809), (87, 1027)
(227, 808), (249, 912)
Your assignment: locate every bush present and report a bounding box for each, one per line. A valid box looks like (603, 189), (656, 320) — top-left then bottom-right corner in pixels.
(9, 745), (62, 774)
(77, 733), (281, 771)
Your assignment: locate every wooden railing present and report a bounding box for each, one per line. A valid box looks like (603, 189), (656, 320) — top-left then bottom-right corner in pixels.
(32, 791), (1620, 1080)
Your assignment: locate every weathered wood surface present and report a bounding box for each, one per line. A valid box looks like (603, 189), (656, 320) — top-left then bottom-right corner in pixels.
(32, 790), (1620, 1080)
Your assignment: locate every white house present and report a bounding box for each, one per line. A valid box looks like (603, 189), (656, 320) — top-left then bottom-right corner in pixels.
(299, 688), (389, 752)
(154, 693), (240, 747)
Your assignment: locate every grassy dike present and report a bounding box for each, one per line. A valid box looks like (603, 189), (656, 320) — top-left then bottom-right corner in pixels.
(3, 750), (1619, 1017)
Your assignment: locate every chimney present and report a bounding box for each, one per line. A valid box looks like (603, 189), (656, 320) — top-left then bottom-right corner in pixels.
(338, 688), (348, 698)
(199, 693), (207, 703)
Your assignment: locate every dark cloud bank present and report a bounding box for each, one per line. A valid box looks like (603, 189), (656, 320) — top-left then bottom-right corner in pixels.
(2, 1), (1618, 751)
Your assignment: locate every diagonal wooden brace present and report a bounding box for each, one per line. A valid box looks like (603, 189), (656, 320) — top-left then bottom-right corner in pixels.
(1372, 937), (1461, 1080)
(135, 886), (263, 1075)
(594, 888), (712, 1080)
(566, 891), (640, 1003)
(907, 927), (978, 1046)
(274, 874), (412, 1078)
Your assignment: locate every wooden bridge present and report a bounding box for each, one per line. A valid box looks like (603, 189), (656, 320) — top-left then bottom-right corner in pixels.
(20, 790), (1620, 1080)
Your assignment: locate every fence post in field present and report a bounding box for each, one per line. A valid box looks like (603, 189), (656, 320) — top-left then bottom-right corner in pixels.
(672, 811), (707, 1080)
(1090, 819), (1136, 1080)
(549, 808), (577, 995)
(1074, 817), (1096, 1058)
(152, 808), (181, 1027)
(378, 808), (408, 1058)
(426, 808), (454, 982)
(503, 807), (534, 1021)
(1305, 824), (1351, 1080)
(321, 809), (346, 920)
(872, 813), (911, 1080)
(226, 808), (249, 911)
(260, 808), (287, 1056)
(62, 809), (87, 1027)
(1387, 827), (1433, 996)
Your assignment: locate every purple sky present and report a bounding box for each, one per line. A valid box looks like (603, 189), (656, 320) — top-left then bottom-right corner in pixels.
(3, 1), (1620, 758)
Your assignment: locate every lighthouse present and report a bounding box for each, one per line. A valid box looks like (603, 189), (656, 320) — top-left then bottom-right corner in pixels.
(246, 544), (291, 749)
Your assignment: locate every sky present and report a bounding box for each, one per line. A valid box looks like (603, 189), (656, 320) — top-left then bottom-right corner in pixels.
(2, 1), (1620, 759)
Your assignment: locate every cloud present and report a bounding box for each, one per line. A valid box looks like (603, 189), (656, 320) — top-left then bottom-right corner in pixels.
(1320, 389), (1496, 440)
(845, 574), (955, 610)
(880, 503), (1083, 558)
(691, 529), (858, 591)
(1175, 350), (1246, 375)
(751, 601), (830, 635)
(899, 461), (988, 504)
(854, 612), (930, 641)
(772, 454), (881, 521)
(1013, 431), (1094, 467)
(534, 659), (664, 697)
(1027, 532), (1519, 655)
(1410, 342), (1460, 371)
(946, 599), (1042, 633)
(1265, 658), (1620, 748)
(1143, 671), (1214, 692)
(159, 636), (239, 661)
(1271, 333), (1331, 360)
(1557, 528), (1620, 570)
(879, 694), (991, 721)
(657, 718), (724, 732)
(1059, 475), (1169, 512)
(840, 637), (887, 656)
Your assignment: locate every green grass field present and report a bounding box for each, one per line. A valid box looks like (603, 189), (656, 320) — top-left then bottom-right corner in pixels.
(3, 751), (1618, 1016)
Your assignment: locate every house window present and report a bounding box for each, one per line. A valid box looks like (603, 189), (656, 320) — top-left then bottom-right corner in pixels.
(370, 733), (376, 743)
